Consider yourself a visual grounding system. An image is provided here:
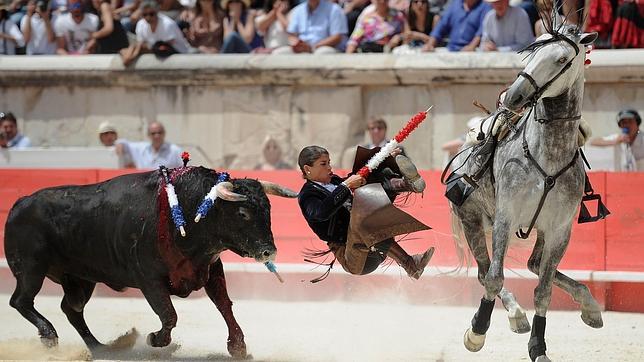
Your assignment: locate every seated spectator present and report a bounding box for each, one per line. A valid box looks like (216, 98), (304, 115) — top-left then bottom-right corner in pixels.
(274, 0), (347, 54)
(121, 0), (190, 64)
(479, 0), (533, 52)
(424, 0), (490, 52)
(254, 136), (293, 170)
(0, 112), (31, 148)
(220, 0), (260, 53)
(611, 0), (643, 49)
(391, 0), (439, 54)
(533, 0), (561, 37)
(20, 0), (56, 55)
(254, 0), (292, 52)
(54, 0), (99, 54)
(188, 0), (224, 53)
(343, 0), (370, 34)
(1, 0), (25, 55)
(121, 121), (183, 169)
(346, 0), (405, 53)
(89, 0), (129, 54)
(590, 109), (644, 171)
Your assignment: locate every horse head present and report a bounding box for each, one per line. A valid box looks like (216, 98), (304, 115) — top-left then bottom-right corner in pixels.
(503, 22), (597, 112)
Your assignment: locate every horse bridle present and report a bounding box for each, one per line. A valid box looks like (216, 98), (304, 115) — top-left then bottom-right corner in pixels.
(517, 34), (580, 111)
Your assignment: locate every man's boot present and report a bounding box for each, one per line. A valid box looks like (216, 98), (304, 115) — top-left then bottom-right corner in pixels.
(387, 242), (434, 280)
(395, 155), (426, 193)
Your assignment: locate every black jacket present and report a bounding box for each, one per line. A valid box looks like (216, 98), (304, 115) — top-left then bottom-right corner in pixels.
(298, 175), (352, 244)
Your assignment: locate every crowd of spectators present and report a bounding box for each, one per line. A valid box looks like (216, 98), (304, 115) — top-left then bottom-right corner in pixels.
(2, 0), (641, 57)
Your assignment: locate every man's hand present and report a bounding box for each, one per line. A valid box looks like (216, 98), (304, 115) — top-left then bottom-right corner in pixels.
(461, 43), (477, 52)
(292, 38), (312, 53)
(481, 40), (496, 51)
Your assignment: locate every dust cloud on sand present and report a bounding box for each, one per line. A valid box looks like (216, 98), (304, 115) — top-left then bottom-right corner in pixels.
(0, 294), (643, 361)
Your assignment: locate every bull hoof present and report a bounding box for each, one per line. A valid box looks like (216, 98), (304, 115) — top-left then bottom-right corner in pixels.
(227, 338), (247, 359)
(581, 309), (603, 329)
(535, 354), (551, 362)
(463, 328), (486, 352)
(40, 336), (58, 348)
(147, 331), (171, 348)
(509, 307), (531, 334)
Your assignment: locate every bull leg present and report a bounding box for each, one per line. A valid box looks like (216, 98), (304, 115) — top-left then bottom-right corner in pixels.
(204, 259), (247, 359)
(140, 281), (177, 348)
(60, 275), (103, 349)
(528, 231), (603, 328)
(9, 261), (58, 346)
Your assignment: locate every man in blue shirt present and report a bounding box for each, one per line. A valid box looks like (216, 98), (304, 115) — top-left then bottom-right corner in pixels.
(424, 0), (491, 52)
(278, 0), (348, 54)
(479, 0), (534, 52)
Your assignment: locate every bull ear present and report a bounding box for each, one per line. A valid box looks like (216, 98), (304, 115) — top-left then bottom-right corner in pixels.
(215, 182), (248, 202)
(259, 180), (298, 198)
(580, 32), (598, 45)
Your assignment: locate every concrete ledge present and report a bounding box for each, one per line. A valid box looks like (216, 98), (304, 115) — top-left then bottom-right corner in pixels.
(1, 50), (642, 87)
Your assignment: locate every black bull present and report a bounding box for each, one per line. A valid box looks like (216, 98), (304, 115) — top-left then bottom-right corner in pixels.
(3, 166), (296, 358)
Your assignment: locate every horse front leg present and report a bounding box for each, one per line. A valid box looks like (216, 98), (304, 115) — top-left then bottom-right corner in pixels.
(464, 217), (511, 352)
(204, 259), (247, 359)
(529, 227), (572, 362)
(529, 230), (603, 328)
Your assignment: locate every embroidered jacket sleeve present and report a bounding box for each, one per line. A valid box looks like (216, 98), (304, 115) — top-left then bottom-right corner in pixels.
(299, 182), (352, 222)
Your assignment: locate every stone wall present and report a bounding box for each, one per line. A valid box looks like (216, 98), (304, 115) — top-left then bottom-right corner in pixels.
(1, 51), (643, 169)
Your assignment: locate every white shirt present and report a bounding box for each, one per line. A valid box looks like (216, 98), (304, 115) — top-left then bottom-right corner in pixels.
(21, 14), (57, 55)
(7, 133), (32, 148)
(0, 19), (25, 55)
(124, 141), (183, 169)
(603, 132), (644, 171)
(135, 13), (190, 54)
(255, 13), (289, 49)
(54, 13), (99, 53)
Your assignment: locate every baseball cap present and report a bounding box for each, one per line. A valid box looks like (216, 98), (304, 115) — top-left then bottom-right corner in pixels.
(97, 121), (117, 134)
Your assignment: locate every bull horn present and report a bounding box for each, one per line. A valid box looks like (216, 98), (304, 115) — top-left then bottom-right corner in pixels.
(259, 180), (298, 198)
(215, 182), (248, 202)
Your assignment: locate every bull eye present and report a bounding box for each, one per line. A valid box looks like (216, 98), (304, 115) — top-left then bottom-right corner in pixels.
(238, 208), (251, 221)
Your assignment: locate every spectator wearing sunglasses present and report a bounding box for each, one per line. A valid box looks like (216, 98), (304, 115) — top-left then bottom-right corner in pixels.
(0, 112), (31, 149)
(119, 121), (183, 169)
(391, 0), (440, 54)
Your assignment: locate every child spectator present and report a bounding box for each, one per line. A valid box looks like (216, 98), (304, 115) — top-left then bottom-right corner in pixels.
(54, 0), (99, 54)
(254, 0), (292, 52)
(346, 0), (405, 53)
(188, 0), (224, 53)
(425, 0), (490, 51)
(1, 0), (25, 55)
(90, 0), (129, 54)
(276, 0), (347, 54)
(20, 0), (56, 55)
(0, 112), (31, 148)
(220, 0), (260, 53)
(391, 0), (439, 54)
(479, 0), (533, 52)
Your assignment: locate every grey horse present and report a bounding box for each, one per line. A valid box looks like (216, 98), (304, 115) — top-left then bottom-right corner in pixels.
(448, 24), (601, 361)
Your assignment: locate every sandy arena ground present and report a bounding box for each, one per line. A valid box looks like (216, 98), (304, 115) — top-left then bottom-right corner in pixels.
(0, 294), (642, 361)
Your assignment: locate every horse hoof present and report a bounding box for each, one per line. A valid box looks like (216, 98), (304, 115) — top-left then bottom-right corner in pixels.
(581, 309), (603, 329)
(227, 338), (247, 359)
(535, 354), (551, 362)
(40, 336), (58, 348)
(463, 328), (486, 352)
(146, 332), (170, 348)
(509, 308), (531, 334)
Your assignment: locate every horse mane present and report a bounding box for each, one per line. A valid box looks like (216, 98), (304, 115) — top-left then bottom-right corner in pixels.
(523, 2), (585, 57)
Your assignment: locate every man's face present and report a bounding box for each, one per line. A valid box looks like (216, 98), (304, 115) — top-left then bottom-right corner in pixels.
(1, 120), (18, 140)
(142, 7), (158, 25)
(99, 131), (117, 146)
(491, 0), (509, 17)
(68, 0), (84, 22)
(368, 123), (386, 145)
(148, 123), (165, 147)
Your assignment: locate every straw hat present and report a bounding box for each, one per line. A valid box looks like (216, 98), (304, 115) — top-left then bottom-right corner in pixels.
(220, 0), (251, 10)
(97, 121), (117, 134)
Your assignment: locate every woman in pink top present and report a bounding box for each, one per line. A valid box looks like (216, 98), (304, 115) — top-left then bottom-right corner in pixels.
(345, 0), (405, 53)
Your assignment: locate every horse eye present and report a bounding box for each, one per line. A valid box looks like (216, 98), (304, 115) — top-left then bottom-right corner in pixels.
(558, 57), (567, 64)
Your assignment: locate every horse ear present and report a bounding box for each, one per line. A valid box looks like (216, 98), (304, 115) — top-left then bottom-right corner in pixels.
(580, 32), (598, 45)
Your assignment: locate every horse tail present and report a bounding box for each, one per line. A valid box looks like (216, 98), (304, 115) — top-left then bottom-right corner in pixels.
(449, 203), (471, 272)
